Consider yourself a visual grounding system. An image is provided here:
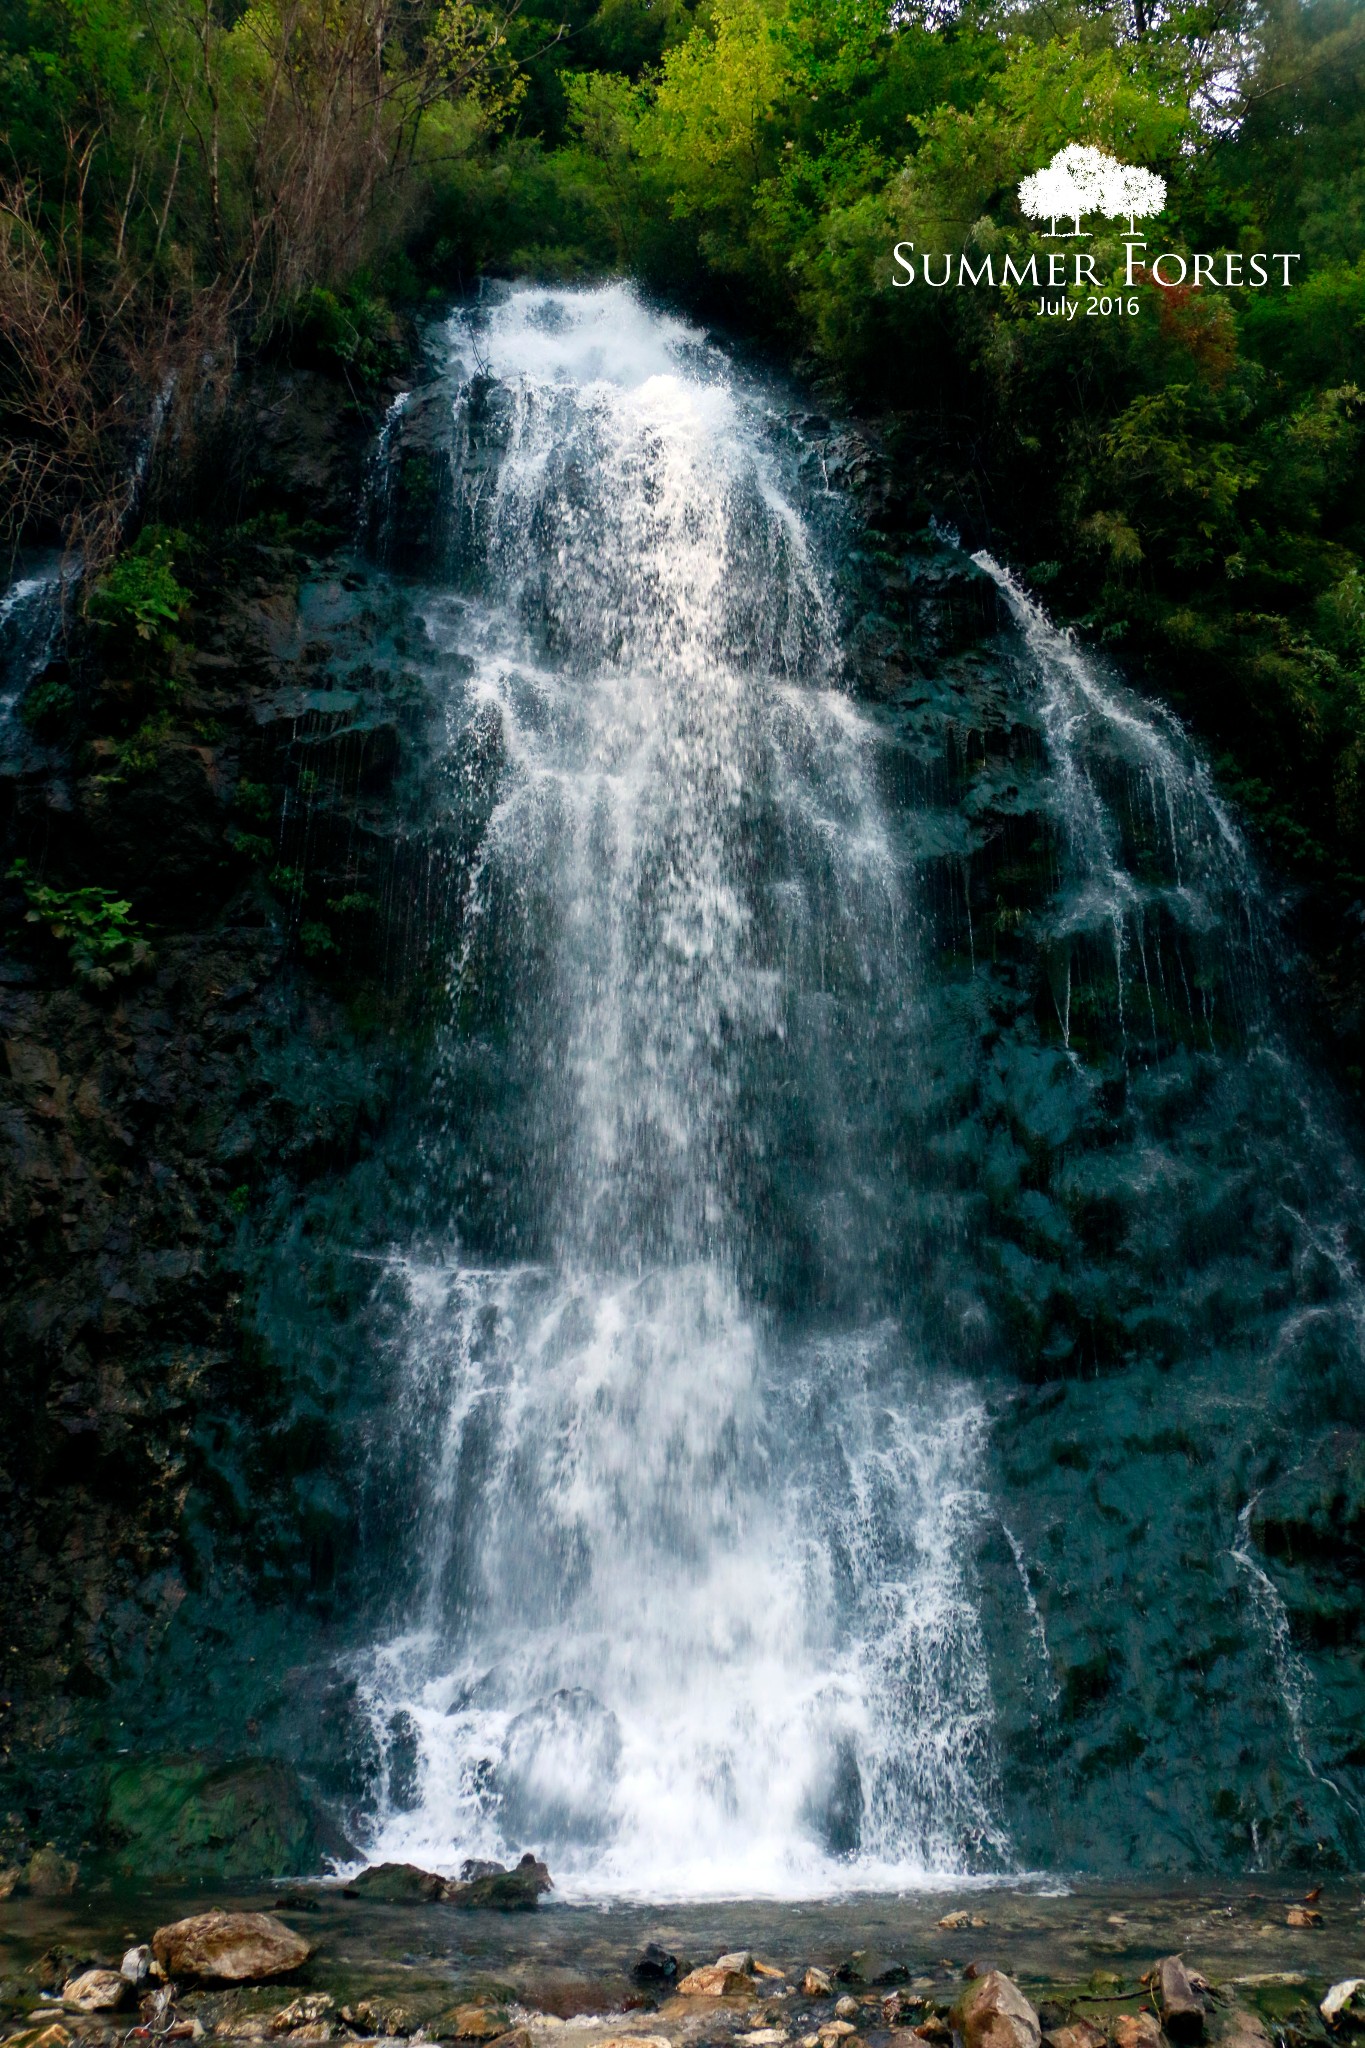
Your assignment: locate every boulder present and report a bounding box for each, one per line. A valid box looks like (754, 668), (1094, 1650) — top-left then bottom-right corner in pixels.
(805, 1971), (834, 1997)
(677, 1966), (754, 1997)
(720, 1954), (756, 1975)
(345, 1862), (446, 1903)
(1286, 1907), (1322, 1928)
(122, 1947), (154, 1987)
(0, 1866), (24, 1897)
(442, 1853), (552, 1911)
(952, 1973), (1042, 2048)
(1154, 1959), (1204, 2043)
(104, 1759), (352, 1882)
(62, 1971), (130, 2013)
(633, 1946), (681, 1988)
(1323, 1985), (1365, 2032)
(6, 2028), (72, 2048)
(1112, 2018), (1164, 2048)
(152, 1912), (313, 1983)
(26, 1848), (78, 1897)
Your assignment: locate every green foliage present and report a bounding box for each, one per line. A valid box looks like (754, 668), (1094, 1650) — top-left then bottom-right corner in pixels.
(8, 859), (152, 988)
(88, 530), (189, 651)
(235, 779), (273, 824)
(18, 671), (75, 736)
(299, 919), (339, 959)
(284, 286), (404, 388)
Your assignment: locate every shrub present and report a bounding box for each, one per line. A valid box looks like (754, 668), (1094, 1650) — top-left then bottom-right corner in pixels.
(88, 529), (189, 650)
(8, 859), (152, 988)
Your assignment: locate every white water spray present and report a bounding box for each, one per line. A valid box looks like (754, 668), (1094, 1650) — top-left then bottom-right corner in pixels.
(352, 287), (1006, 1899)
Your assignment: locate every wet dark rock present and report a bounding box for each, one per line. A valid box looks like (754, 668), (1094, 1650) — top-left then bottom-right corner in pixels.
(838, 1955), (910, 1988)
(152, 1912), (312, 1983)
(1155, 1958), (1205, 2043)
(102, 1759), (352, 1882)
(341, 2001), (415, 2037)
(1321, 1984), (1365, 2032)
(1253, 1435), (1365, 1563)
(442, 1853), (552, 1911)
(632, 1946), (680, 1988)
(344, 1862), (447, 1903)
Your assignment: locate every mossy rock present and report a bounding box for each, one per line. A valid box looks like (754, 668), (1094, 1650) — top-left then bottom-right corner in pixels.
(101, 1757), (353, 1881)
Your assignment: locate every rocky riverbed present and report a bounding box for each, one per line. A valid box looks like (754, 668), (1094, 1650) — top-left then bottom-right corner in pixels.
(0, 1881), (1363, 2048)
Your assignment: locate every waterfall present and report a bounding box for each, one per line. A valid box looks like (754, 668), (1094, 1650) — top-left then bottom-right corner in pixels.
(0, 556), (64, 727)
(350, 286), (1006, 1898)
(331, 285), (1365, 1887)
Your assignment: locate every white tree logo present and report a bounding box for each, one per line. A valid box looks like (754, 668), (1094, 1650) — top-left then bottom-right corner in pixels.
(1018, 144), (1166, 236)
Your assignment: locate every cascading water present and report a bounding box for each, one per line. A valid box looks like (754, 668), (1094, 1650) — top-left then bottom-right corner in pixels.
(351, 287), (1005, 1897)
(320, 282), (1365, 1888)
(0, 556), (63, 727)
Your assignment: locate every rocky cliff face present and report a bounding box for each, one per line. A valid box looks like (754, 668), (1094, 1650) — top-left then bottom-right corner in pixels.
(4, 325), (1365, 1887)
(0, 366), (434, 1866)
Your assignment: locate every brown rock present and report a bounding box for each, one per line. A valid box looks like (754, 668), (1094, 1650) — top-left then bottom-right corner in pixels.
(7, 2027), (74, 2048)
(1222, 2012), (1272, 2048)
(1113, 2017), (1165, 2048)
(953, 1974), (1041, 2048)
(1044, 2023), (1107, 2048)
(340, 2005), (412, 2039)
(677, 1968), (753, 1997)
(805, 1973), (834, 1998)
(448, 2009), (507, 2041)
(914, 2022), (953, 2046)
(153, 1912), (313, 1983)
(1286, 1907), (1323, 1929)
(0, 1864), (25, 1897)
(26, 1847), (79, 1897)
(1154, 1960), (1204, 2044)
(270, 1998), (334, 2035)
(62, 1971), (130, 2013)
(836, 2001), (861, 2021)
